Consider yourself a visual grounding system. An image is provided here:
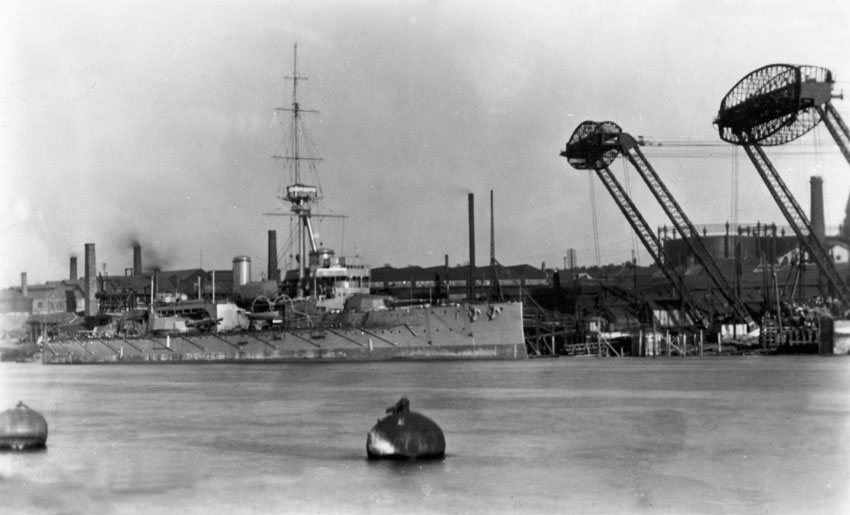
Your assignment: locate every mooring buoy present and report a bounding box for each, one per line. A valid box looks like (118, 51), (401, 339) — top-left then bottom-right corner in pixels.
(367, 397), (445, 460)
(0, 401), (48, 450)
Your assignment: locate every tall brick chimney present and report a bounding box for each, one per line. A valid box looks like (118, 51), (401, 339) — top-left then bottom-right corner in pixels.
(21, 272), (28, 298)
(84, 243), (97, 316)
(70, 256), (78, 281)
(468, 193), (475, 301)
(133, 244), (142, 276)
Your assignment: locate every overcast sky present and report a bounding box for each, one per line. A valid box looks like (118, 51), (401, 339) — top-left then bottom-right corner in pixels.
(3, 0), (850, 286)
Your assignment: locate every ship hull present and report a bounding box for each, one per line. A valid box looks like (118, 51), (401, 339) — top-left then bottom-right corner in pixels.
(42, 302), (527, 364)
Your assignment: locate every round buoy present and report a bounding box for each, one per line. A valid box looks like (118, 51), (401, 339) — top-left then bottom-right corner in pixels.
(0, 401), (48, 450)
(367, 397), (445, 460)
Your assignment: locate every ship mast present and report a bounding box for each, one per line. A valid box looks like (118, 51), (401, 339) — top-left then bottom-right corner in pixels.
(273, 44), (321, 297)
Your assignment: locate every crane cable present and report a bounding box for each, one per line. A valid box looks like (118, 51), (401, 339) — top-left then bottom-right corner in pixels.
(813, 126), (827, 227)
(622, 158), (640, 266)
(588, 170), (601, 266)
(731, 146), (739, 227)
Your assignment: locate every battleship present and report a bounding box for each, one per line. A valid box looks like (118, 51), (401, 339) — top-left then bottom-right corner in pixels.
(41, 45), (527, 364)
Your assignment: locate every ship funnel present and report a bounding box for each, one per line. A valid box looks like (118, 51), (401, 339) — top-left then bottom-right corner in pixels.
(233, 256), (252, 287)
(268, 230), (279, 282)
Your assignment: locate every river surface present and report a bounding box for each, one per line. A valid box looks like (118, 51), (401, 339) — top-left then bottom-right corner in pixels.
(1, 357), (848, 515)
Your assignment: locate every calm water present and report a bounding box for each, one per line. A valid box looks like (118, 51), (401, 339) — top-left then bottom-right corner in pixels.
(1, 357), (848, 515)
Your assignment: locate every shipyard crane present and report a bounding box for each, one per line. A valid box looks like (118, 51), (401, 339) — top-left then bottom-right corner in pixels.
(562, 123), (707, 328)
(562, 120), (716, 329)
(563, 120), (756, 328)
(715, 64), (850, 307)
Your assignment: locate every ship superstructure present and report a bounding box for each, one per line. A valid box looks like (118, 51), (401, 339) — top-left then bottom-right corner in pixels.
(269, 44), (371, 310)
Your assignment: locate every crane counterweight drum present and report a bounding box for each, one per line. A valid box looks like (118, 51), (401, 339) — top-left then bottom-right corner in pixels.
(561, 120), (624, 169)
(715, 64), (835, 146)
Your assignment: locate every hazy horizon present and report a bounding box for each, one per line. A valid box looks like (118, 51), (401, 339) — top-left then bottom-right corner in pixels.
(3, 1), (850, 287)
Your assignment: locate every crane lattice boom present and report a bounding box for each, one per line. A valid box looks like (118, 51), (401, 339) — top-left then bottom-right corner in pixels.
(563, 120), (753, 327)
(716, 64), (850, 308)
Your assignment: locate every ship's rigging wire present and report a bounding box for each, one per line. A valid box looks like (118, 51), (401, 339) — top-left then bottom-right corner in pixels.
(277, 217), (297, 271)
(297, 115), (324, 199)
(274, 76), (325, 200)
(273, 110), (288, 197)
(275, 213), (347, 270)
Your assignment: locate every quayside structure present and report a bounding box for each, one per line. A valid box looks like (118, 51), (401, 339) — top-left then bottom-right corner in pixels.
(715, 64), (850, 308)
(562, 120), (755, 329)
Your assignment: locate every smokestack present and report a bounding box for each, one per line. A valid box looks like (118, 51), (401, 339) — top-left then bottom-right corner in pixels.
(268, 230), (279, 282)
(811, 176), (825, 242)
(233, 256), (252, 287)
(468, 193), (475, 301)
(490, 190), (504, 301)
(84, 243), (96, 316)
(133, 244), (142, 276)
(70, 256), (78, 281)
(490, 190), (495, 266)
(21, 272), (28, 298)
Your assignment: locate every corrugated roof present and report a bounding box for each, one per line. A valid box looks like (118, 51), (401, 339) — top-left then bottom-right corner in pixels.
(372, 263), (547, 283)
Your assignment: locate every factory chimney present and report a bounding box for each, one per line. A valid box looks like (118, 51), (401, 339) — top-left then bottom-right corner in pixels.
(84, 243), (97, 316)
(810, 176), (825, 242)
(268, 230), (279, 282)
(70, 256), (78, 281)
(133, 244), (142, 276)
(21, 272), (28, 298)
(490, 190), (495, 266)
(490, 189), (503, 301)
(468, 193), (475, 301)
